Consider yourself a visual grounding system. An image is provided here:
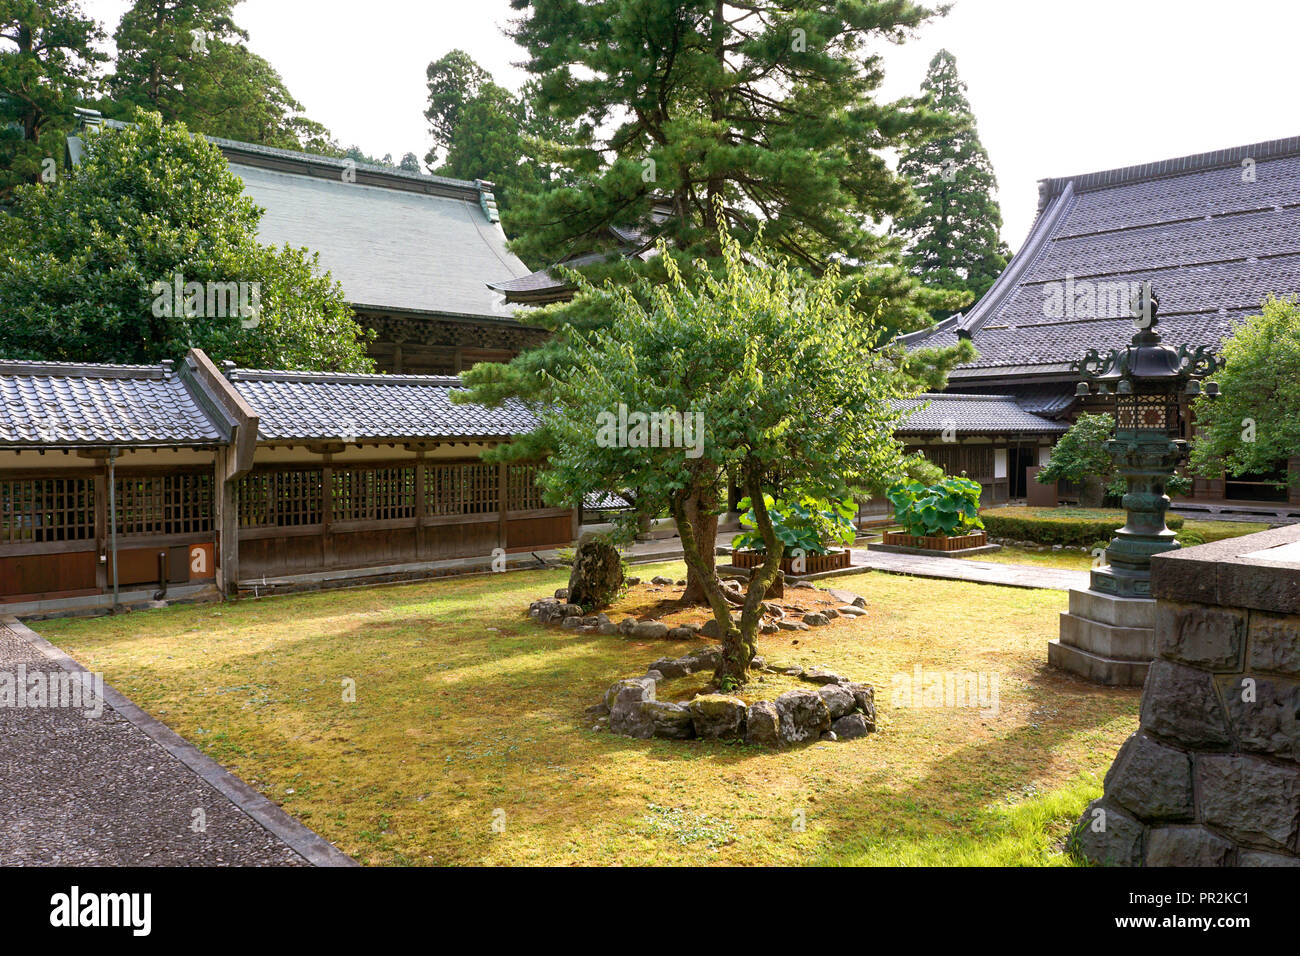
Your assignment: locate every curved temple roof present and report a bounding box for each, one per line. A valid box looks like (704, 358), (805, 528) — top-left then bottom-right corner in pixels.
(902, 134), (1300, 383)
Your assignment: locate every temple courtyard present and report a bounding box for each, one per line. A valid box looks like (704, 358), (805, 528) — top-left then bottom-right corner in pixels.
(30, 561), (1141, 866)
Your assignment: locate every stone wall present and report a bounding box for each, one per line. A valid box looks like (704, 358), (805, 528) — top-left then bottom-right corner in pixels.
(1076, 524), (1300, 866)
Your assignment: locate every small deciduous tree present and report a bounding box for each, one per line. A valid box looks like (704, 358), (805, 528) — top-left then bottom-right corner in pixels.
(535, 225), (926, 685)
(1189, 296), (1300, 488)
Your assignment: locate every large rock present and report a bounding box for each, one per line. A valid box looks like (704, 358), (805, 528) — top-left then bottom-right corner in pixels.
(744, 701), (781, 746)
(1145, 826), (1234, 867)
(1139, 660), (1232, 748)
(567, 535), (625, 609)
(631, 620), (670, 640)
(831, 713), (870, 739)
(775, 689), (831, 745)
(650, 657), (689, 679)
(1196, 754), (1300, 853)
(604, 677), (655, 711)
(845, 682), (876, 730)
(802, 612), (830, 627)
(1103, 732), (1194, 821)
(1074, 797), (1145, 867)
(817, 684), (855, 720)
(643, 701), (695, 739)
(688, 695), (747, 739)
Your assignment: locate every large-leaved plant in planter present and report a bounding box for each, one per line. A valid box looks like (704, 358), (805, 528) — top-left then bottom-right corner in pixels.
(732, 495), (856, 555)
(887, 476), (983, 537)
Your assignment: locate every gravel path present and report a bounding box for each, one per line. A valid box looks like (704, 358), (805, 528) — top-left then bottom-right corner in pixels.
(0, 621), (309, 866)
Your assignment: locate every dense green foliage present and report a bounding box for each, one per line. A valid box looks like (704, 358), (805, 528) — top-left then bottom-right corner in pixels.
(981, 507), (1183, 548)
(492, 0), (962, 328)
(732, 496), (857, 556)
(0, 111), (372, 369)
(0, 0), (106, 195)
(106, 0), (334, 152)
(534, 224), (923, 681)
(423, 50), (573, 227)
(1039, 412), (1193, 499)
(895, 50), (1008, 316)
(1189, 296), (1300, 487)
(887, 476), (984, 537)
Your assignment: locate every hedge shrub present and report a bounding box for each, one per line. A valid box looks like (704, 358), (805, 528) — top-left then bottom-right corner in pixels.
(981, 507), (1183, 547)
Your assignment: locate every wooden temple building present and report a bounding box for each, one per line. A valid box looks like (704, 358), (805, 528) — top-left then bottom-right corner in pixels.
(899, 135), (1300, 512)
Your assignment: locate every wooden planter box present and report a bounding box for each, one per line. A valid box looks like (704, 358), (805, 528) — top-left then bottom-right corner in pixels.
(731, 548), (851, 575)
(883, 530), (987, 552)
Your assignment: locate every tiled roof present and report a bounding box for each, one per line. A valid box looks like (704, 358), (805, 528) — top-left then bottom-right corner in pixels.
(226, 368), (536, 443)
(0, 360), (225, 447)
(903, 135), (1300, 381)
(894, 393), (1068, 434)
(232, 162), (531, 321)
(0, 355), (537, 448)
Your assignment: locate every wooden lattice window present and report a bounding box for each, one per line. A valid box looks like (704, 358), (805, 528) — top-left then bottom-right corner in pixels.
(507, 464), (547, 511)
(238, 469), (323, 528)
(425, 463), (498, 516)
(114, 473), (213, 536)
(0, 477), (95, 544)
(918, 445), (996, 481)
(332, 466), (416, 521)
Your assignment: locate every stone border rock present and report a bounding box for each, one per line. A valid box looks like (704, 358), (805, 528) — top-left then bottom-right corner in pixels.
(588, 645), (877, 747)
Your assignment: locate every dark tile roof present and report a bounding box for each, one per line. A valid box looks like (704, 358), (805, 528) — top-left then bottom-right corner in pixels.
(0, 356), (537, 448)
(903, 135), (1300, 382)
(894, 393), (1068, 435)
(0, 360), (224, 447)
(226, 368), (536, 443)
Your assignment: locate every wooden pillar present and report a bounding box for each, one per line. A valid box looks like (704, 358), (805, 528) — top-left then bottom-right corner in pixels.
(93, 467), (108, 592)
(414, 452), (426, 559)
(214, 447), (240, 597)
(322, 455), (334, 569)
(497, 461), (509, 551)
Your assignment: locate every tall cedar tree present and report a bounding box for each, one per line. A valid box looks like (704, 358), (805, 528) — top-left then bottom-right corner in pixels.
(0, 1), (106, 195)
(423, 50), (574, 226)
(108, 0), (334, 152)
(895, 49), (1009, 316)
(458, 0), (973, 600)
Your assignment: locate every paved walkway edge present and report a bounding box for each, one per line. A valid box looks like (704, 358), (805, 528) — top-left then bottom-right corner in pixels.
(1, 615), (357, 868)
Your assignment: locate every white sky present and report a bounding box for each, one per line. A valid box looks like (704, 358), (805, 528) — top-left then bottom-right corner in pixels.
(83, 0), (1300, 251)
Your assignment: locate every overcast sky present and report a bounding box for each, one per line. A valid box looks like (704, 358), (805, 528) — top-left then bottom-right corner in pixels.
(83, 0), (1300, 250)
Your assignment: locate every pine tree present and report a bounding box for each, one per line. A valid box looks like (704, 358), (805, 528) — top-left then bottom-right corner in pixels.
(458, 0), (974, 601)
(108, 0), (333, 152)
(0, 0), (106, 194)
(895, 49), (1009, 316)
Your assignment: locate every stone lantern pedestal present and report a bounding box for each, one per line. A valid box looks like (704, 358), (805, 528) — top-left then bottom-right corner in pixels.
(1049, 284), (1220, 686)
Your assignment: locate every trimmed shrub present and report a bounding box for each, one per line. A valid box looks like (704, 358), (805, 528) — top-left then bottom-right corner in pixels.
(981, 507), (1183, 547)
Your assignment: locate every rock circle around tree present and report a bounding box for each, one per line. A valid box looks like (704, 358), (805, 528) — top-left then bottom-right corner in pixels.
(586, 650), (876, 747)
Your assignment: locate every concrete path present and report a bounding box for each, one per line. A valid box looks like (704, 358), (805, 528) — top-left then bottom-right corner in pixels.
(846, 548), (1088, 592)
(0, 616), (353, 867)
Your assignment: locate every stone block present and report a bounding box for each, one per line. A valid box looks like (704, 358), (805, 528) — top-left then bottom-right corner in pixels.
(1238, 850), (1300, 866)
(817, 684), (855, 720)
(688, 694), (747, 740)
(1155, 601), (1246, 671)
(1059, 612), (1155, 660)
(1197, 753), (1300, 853)
(1221, 674), (1300, 761)
(744, 701), (780, 747)
(1247, 610), (1300, 676)
(1074, 797), (1145, 867)
(1048, 639), (1150, 687)
(1145, 826), (1234, 867)
(1104, 732), (1194, 821)
(775, 689), (831, 745)
(1139, 661), (1232, 748)
(1068, 588), (1155, 628)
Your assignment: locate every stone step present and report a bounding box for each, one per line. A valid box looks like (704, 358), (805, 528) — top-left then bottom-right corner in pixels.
(1058, 612), (1156, 661)
(1068, 587), (1156, 628)
(1048, 639), (1150, 687)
